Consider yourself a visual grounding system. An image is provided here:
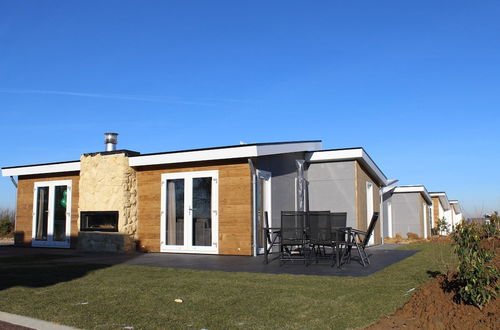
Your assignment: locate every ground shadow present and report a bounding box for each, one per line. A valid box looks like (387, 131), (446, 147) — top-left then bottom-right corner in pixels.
(0, 246), (141, 291)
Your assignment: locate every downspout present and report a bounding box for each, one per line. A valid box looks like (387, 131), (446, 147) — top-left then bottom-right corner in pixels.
(379, 187), (384, 245)
(10, 176), (17, 188)
(9, 176), (18, 240)
(248, 159), (257, 257)
(295, 160), (306, 212)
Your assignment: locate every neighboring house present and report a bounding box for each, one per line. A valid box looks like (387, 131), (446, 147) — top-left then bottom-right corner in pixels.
(429, 192), (451, 233)
(382, 185), (433, 239)
(1, 134), (389, 255)
(449, 200), (463, 228)
(305, 148), (388, 246)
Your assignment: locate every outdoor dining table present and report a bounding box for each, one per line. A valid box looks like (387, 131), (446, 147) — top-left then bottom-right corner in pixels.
(263, 226), (354, 268)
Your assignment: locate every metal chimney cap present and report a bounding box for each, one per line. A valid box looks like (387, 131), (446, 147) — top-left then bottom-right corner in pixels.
(104, 132), (118, 151)
(104, 132), (118, 143)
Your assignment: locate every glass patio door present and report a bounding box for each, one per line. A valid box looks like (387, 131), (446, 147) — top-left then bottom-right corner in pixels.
(32, 180), (72, 248)
(160, 170), (219, 254)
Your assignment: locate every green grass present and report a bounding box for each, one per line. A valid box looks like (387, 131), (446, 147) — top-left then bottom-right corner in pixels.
(0, 242), (456, 330)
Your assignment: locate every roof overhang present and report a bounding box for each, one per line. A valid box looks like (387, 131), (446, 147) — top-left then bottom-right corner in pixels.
(394, 185), (432, 205)
(129, 141), (323, 167)
(449, 200), (461, 214)
(429, 192), (451, 210)
(382, 179), (399, 195)
(1, 161), (81, 177)
(305, 148), (388, 186)
(2, 141), (323, 176)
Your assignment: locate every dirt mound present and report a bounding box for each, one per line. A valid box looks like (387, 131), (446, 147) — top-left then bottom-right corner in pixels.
(367, 237), (499, 329)
(366, 275), (499, 329)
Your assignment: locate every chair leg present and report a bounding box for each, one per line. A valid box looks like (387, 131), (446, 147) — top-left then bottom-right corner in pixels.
(360, 246), (370, 265)
(355, 243), (366, 267)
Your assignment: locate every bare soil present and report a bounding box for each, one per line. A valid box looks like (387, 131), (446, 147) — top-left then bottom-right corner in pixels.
(366, 275), (499, 329)
(366, 237), (499, 330)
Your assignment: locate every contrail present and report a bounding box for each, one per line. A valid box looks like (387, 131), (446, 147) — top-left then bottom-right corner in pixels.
(0, 88), (230, 106)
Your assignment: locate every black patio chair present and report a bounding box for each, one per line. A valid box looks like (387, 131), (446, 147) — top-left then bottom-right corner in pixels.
(340, 212), (380, 267)
(330, 212), (347, 228)
(279, 211), (308, 264)
(263, 211), (281, 264)
(307, 211), (332, 264)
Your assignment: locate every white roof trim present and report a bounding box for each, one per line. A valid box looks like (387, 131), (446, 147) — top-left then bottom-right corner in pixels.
(449, 200), (461, 213)
(382, 179), (399, 195)
(430, 192), (451, 210)
(394, 186), (432, 205)
(305, 149), (387, 186)
(129, 141), (322, 167)
(1, 162), (81, 177)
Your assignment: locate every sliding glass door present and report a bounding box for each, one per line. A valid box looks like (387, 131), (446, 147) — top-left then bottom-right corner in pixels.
(160, 171), (219, 254)
(32, 180), (72, 248)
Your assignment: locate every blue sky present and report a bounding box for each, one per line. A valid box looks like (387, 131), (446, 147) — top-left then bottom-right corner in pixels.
(0, 1), (499, 216)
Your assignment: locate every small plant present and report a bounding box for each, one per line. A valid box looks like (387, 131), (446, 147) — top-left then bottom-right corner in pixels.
(0, 216), (13, 236)
(483, 211), (499, 238)
(436, 217), (450, 235)
(451, 222), (499, 308)
(407, 232), (420, 240)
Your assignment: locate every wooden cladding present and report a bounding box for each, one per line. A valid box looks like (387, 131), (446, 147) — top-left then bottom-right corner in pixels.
(135, 160), (252, 255)
(432, 197), (440, 227)
(15, 172), (80, 247)
(354, 161), (382, 244)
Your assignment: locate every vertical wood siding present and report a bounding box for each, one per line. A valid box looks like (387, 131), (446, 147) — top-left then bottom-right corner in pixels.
(15, 172), (80, 247)
(354, 161), (382, 244)
(135, 160), (252, 255)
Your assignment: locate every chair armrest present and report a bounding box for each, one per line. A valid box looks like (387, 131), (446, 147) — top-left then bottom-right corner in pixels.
(350, 228), (367, 235)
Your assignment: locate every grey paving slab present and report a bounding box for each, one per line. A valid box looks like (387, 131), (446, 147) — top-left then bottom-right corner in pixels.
(0, 245), (418, 277)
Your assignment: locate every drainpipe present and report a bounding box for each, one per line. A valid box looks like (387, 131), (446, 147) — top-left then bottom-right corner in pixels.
(9, 176), (18, 237)
(10, 176), (17, 188)
(379, 188), (384, 245)
(248, 159), (257, 257)
(295, 160), (306, 212)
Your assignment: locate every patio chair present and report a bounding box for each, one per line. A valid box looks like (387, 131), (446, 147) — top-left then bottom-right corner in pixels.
(279, 211), (308, 264)
(340, 212), (380, 267)
(263, 211), (281, 264)
(307, 211), (332, 264)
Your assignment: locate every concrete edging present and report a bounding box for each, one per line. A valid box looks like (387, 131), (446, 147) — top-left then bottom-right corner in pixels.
(0, 311), (79, 330)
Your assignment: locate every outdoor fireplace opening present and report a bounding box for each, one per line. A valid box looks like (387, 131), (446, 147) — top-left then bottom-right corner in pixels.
(80, 211), (119, 232)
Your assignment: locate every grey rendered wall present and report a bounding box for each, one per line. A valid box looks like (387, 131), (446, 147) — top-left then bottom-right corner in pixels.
(392, 192), (421, 238)
(306, 161), (356, 227)
(252, 152), (304, 227)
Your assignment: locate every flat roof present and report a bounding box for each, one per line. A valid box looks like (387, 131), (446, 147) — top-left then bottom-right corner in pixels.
(449, 200), (462, 213)
(429, 192), (451, 210)
(2, 140), (323, 176)
(393, 185), (432, 205)
(305, 147), (388, 186)
(128, 140), (322, 167)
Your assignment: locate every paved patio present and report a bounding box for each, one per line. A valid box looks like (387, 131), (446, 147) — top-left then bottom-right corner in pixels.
(0, 244), (418, 277)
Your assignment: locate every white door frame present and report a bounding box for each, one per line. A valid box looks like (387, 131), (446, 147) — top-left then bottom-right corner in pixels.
(160, 170), (219, 254)
(366, 182), (375, 245)
(31, 180), (72, 248)
(422, 203), (428, 239)
(387, 201), (393, 238)
(255, 170), (271, 255)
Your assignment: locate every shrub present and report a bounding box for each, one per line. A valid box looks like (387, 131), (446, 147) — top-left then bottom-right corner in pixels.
(0, 216), (13, 235)
(407, 232), (420, 240)
(436, 217), (450, 235)
(483, 212), (499, 238)
(451, 222), (499, 308)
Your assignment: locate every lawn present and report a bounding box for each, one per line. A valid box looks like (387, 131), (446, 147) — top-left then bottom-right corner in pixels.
(0, 242), (455, 330)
